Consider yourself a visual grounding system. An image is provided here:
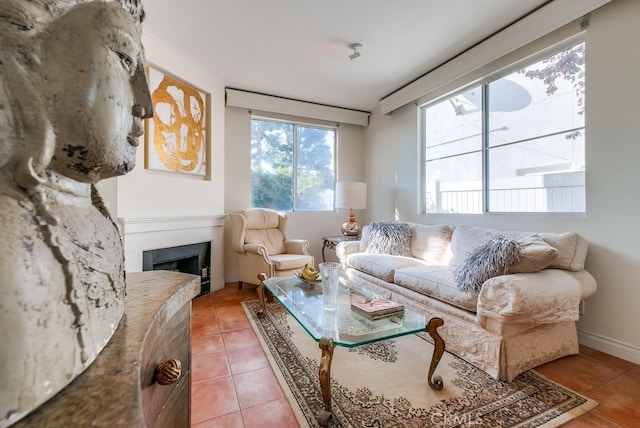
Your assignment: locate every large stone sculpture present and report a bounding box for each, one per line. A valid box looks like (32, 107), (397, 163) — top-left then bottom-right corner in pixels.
(0, 1), (152, 425)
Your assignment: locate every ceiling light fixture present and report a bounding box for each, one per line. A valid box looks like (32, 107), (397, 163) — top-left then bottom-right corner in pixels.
(349, 43), (363, 60)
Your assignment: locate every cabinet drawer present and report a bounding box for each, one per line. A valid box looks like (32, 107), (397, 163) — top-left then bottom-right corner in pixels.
(141, 303), (191, 426)
(155, 371), (190, 428)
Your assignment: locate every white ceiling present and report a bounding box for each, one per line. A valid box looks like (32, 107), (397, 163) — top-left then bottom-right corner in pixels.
(142, 0), (550, 112)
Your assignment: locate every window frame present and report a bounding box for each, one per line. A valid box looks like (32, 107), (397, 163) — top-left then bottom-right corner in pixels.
(250, 115), (337, 212)
(419, 37), (586, 216)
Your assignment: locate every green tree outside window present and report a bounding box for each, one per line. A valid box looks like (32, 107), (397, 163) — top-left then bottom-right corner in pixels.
(251, 118), (335, 211)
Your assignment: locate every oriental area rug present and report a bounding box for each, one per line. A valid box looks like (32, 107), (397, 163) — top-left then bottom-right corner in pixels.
(242, 300), (597, 428)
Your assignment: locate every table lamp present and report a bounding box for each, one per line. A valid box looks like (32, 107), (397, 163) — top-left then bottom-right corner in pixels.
(335, 181), (367, 236)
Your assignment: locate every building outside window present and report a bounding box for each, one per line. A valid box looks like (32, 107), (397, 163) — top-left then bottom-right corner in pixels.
(421, 41), (586, 214)
(251, 117), (336, 211)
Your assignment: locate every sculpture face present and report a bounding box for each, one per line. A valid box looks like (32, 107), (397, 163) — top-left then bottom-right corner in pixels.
(40, 2), (152, 182)
(0, 2), (150, 425)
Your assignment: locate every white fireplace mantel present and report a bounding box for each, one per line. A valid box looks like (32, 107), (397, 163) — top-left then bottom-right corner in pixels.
(120, 215), (226, 292)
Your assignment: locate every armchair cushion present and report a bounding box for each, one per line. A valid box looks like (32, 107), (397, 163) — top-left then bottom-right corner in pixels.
(245, 229), (285, 255)
(243, 207), (281, 229)
(270, 254), (313, 271)
(242, 208), (286, 254)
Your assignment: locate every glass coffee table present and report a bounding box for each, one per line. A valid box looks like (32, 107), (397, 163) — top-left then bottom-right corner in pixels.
(256, 273), (445, 426)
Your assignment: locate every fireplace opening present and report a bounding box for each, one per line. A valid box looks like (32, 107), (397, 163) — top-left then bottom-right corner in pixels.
(142, 241), (211, 297)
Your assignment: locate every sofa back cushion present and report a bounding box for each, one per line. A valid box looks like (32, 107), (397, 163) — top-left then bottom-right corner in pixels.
(537, 232), (588, 271)
(359, 222), (453, 265)
(408, 223), (453, 265)
(450, 225), (587, 272)
(449, 225), (495, 266)
(507, 235), (558, 274)
(358, 224), (374, 252)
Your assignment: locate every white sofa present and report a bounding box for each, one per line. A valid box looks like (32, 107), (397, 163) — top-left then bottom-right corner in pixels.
(336, 222), (597, 381)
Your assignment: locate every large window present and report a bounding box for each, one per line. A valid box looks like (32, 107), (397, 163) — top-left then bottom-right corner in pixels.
(422, 41), (585, 214)
(251, 118), (336, 211)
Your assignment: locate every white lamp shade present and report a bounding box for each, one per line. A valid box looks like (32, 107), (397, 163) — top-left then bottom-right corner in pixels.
(335, 182), (367, 209)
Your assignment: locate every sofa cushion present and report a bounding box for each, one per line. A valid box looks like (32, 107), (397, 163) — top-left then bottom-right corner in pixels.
(454, 235), (521, 293)
(537, 232), (588, 271)
(450, 225), (584, 271)
(507, 235), (558, 274)
(449, 225), (497, 266)
(365, 222), (412, 257)
(394, 266), (478, 312)
(408, 223), (453, 265)
(347, 253), (427, 282)
(358, 224), (372, 252)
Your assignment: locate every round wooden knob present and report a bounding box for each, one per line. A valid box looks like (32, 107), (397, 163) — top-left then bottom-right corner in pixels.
(155, 359), (182, 385)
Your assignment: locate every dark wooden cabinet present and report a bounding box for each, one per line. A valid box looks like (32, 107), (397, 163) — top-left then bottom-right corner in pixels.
(141, 302), (192, 427)
(13, 271), (200, 427)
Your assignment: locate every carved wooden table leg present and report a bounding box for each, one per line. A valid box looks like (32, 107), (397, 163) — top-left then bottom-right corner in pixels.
(426, 317), (445, 390)
(256, 273), (267, 318)
(318, 337), (335, 426)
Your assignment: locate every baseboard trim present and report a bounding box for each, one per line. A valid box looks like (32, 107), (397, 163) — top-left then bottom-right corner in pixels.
(224, 274), (240, 284)
(578, 329), (640, 365)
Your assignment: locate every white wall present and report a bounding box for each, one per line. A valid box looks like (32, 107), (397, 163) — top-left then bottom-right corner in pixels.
(96, 34), (228, 291)
(110, 33), (226, 218)
(223, 107), (366, 281)
(364, 0), (640, 363)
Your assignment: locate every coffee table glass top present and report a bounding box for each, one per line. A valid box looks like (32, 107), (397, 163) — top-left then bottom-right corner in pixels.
(262, 275), (426, 347)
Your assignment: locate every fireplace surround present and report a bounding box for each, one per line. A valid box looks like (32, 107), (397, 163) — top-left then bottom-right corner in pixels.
(120, 215), (226, 293)
(142, 241), (211, 296)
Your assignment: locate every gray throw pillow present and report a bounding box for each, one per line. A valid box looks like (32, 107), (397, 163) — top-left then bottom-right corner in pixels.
(454, 234), (521, 293)
(365, 222), (412, 257)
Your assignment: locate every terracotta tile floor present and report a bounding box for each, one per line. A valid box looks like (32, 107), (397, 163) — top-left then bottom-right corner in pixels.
(190, 283), (299, 428)
(191, 283), (640, 427)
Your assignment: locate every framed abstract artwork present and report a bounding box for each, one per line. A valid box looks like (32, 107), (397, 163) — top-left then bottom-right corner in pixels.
(145, 66), (209, 177)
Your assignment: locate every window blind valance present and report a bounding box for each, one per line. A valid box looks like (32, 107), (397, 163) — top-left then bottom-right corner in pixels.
(379, 0), (611, 115)
(226, 88), (369, 126)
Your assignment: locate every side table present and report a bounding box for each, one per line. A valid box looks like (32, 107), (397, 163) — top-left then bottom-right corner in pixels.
(321, 235), (360, 262)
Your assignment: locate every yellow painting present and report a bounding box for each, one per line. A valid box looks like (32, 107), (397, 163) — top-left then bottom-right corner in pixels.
(145, 66), (208, 176)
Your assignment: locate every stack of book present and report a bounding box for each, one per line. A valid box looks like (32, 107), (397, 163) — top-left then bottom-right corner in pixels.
(351, 298), (404, 320)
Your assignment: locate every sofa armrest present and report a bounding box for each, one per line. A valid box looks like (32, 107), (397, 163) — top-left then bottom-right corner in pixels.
(336, 241), (361, 263)
(477, 269), (597, 326)
(284, 239), (310, 255)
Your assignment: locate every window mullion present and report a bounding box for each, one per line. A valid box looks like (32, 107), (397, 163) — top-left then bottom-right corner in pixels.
(292, 124), (298, 211)
(482, 84), (489, 213)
